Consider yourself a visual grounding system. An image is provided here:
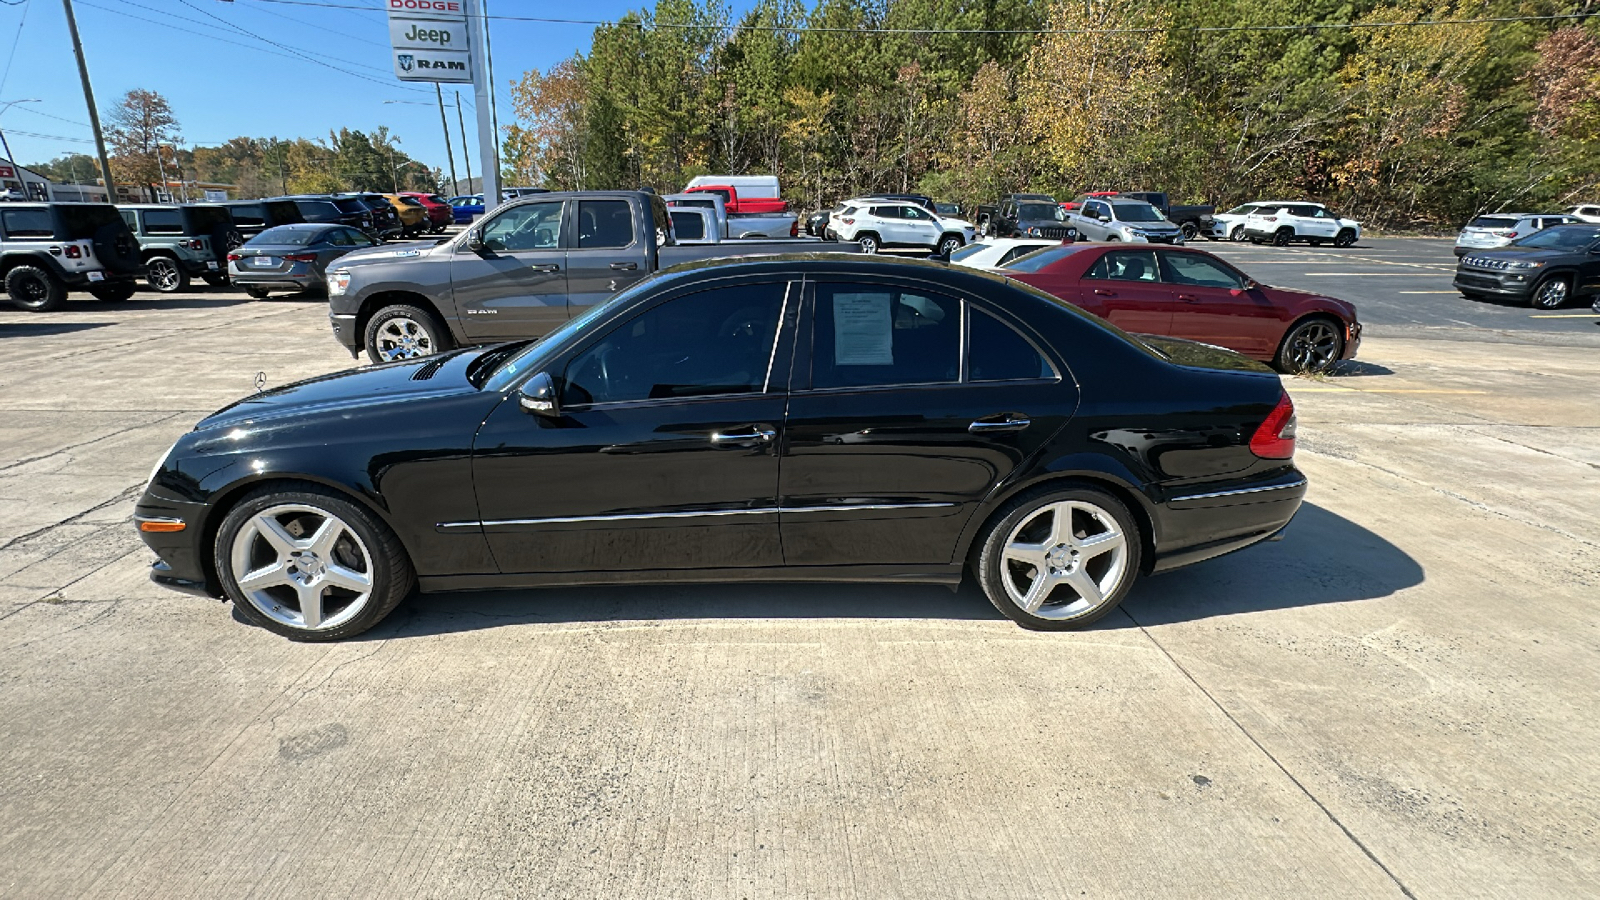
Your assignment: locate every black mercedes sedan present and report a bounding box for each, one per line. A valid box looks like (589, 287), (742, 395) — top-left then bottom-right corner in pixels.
(135, 254), (1306, 641)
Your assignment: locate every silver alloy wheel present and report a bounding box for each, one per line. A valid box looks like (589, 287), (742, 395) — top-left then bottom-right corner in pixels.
(1230, 225), (1246, 241)
(147, 257), (181, 292)
(938, 236), (961, 256)
(1286, 319), (1341, 371)
(375, 316), (436, 360)
(858, 235), (878, 254)
(1000, 499), (1129, 620)
(1533, 278), (1568, 309)
(229, 503), (374, 632)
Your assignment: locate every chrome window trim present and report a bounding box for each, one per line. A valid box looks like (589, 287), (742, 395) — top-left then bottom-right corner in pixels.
(438, 502), (957, 530)
(1168, 479), (1307, 503)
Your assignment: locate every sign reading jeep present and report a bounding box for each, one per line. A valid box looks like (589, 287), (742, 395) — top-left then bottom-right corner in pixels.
(388, 18), (467, 51)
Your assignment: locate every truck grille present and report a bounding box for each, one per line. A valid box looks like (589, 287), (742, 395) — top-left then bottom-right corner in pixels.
(1461, 257), (1510, 270)
(1038, 227), (1076, 240)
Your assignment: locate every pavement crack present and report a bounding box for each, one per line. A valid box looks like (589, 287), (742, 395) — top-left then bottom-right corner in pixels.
(1122, 608), (1418, 900)
(0, 481), (145, 556)
(0, 412), (188, 476)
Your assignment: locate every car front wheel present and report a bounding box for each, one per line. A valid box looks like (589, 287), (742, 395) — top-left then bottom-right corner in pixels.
(365, 303), (453, 363)
(1276, 316), (1345, 373)
(937, 235), (962, 256)
(215, 484), (414, 641)
(1531, 275), (1570, 309)
(1334, 229), (1357, 248)
(1230, 225), (1246, 241)
(976, 485), (1142, 630)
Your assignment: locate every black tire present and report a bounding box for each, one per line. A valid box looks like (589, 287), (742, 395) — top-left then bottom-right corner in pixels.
(974, 483), (1143, 630)
(1272, 228), (1294, 247)
(88, 282), (135, 302)
(1180, 221), (1199, 241)
(1334, 229), (1357, 248)
(5, 265), (66, 312)
(1530, 275), (1571, 310)
(364, 303), (454, 363)
(1275, 316), (1345, 374)
(936, 234), (963, 257)
(144, 256), (190, 293)
(1249, 237), (1263, 245)
(201, 272), (229, 287)
(1105, 235), (1121, 242)
(1230, 225), (1246, 242)
(1308, 238), (1324, 247)
(214, 482), (415, 642)
(244, 286), (271, 300)
(857, 232), (880, 254)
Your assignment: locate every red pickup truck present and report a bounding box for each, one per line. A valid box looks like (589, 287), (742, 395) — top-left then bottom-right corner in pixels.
(683, 184), (789, 215)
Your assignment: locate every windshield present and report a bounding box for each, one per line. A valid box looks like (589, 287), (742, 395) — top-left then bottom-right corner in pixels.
(1018, 203), (1066, 221)
(250, 225), (325, 246)
(947, 242), (990, 262)
(1113, 203), (1165, 222)
(1003, 245), (1079, 272)
(483, 279), (663, 392)
(1513, 225), (1600, 250)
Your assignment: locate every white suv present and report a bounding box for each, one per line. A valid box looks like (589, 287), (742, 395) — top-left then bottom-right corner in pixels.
(1563, 204), (1600, 224)
(1454, 213), (1581, 256)
(1242, 203), (1361, 247)
(828, 199), (975, 255)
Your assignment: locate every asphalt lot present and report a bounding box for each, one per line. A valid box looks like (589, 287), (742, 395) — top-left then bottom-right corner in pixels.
(0, 266), (1597, 896)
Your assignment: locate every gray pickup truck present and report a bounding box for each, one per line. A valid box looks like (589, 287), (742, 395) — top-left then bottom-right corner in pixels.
(328, 190), (841, 362)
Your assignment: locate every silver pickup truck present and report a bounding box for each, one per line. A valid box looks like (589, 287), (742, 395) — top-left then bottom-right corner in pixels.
(328, 190), (841, 362)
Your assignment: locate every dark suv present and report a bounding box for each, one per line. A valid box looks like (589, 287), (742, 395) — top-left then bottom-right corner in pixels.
(277, 196), (376, 237)
(1454, 223), (1600, 309)
(219, 199), (304, 244)
(341, 193), (403, 239)
(0, 203), (143, 310)
(119, 204), (237, 291)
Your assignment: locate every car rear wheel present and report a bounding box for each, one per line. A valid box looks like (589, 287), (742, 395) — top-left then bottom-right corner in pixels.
(145, 256), (189, 293)
(365, 304), (453, 363)
(975, 485), (1142, 630)
(244, 286), (271, 300)
(4, 265), (66, 312)
(1275, 316), (1345, 374)
(1180, 221), (1198, 240)
(1530, 275), (1570, 310)
(88, 282), (135, 302)
(1272, 228), (1294, 246)
(201, 273), (229, 287)
(215, 484), (414, 641)
(1334, 229), (1357, 248)
(857, 233), (880, 254)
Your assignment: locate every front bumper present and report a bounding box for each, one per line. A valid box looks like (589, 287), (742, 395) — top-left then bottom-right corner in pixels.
(330, 312), (361, 352)
(1452, 267), (1536, 298)
(136, 492), (221, 597)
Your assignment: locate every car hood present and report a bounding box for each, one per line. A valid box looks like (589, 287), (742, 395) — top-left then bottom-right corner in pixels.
(332, 241), (450, 268)
(1118, 221), (1182, 232)
(1461, 247), (1572, 263)
(936, 216), (975, 230)
(196, 349), (485, 432)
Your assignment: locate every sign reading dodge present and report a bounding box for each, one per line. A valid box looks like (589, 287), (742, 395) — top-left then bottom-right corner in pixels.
(387, 0), (472, 84)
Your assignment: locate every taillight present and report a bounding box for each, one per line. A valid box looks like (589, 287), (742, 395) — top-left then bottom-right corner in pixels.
(1262, 216), (1278, 222)
(790, 219), (798, 237)
(187, 239), (204, 250)
(841, 217), (855, 225)
(1495, 231), (1517, 238)
(227, 253), (243, 261)
(63, 245), (82, 259)
(284, 253), (317, 263)
(1249, 392), (1297, 459)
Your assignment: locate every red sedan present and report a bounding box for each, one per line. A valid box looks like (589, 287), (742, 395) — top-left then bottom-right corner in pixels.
(400, 191), (454, 234)
(1001, 243), (1361, 373)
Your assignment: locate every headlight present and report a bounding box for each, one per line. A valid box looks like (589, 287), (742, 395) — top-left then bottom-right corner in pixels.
(1506, 260), (1545, 269)
(1026, 227), (1041, 236)
(146, 440), (177, 490)
(328, 270), (351, 296)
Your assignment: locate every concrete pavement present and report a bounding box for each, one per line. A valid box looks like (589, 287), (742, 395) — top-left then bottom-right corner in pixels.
(0, 289), (1595, 897)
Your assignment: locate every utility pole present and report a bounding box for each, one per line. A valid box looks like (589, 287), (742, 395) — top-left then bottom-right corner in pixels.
(435, 84), (458, 196)
(455, 91), (472, 193)
(466, 0), (497, 205)
(61, 0), (116, 199)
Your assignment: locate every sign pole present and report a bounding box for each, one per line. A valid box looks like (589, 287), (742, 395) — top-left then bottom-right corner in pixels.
(466, 0), (497, 206)
(61, 0), (116, 199)
(435, 83), (458, 195)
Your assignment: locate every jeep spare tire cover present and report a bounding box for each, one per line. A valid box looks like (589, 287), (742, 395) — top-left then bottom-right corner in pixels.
(93, 223), (143, 276)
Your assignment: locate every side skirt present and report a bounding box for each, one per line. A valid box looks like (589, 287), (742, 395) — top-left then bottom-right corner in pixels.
(418, 564), (965, 594)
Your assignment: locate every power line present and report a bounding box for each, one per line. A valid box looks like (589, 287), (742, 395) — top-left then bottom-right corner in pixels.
(6, 128), (95, 143)
(0, 0), (32, 99)
(239, 1), (1596, 35)
(176, 0), (431, 91)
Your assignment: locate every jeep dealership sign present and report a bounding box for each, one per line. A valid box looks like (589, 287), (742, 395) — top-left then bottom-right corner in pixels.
(388, 0), (472, 83)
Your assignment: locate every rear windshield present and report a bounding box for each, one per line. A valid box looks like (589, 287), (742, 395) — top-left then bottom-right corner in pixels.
(1004, 245), (1082, 272)
(2, 208), (53, 238)
(1513, 225), (1600, 250)
(669, 209), (705, 241)
(426, 195), (447, 204)
(1468, 216), (1517, 228)
(228, 203), (266, 226)
(332, 198), (368, 214)
(948, 242), (990, 262)
(397, 196), (424, 207)
(250, 225), (325, 246)
(187, 206), (234, 232)
(57, 204), (124, 239)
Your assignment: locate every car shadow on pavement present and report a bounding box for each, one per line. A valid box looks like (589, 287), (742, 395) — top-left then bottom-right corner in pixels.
(0, 322), (117, 338)
(1326, 360), (1394, 377)
(1116, 502), (1422, 628)
(339, 502), (1420, 640)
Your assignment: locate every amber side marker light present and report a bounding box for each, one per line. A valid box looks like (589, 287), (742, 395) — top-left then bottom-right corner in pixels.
(137, 519), (186, 533)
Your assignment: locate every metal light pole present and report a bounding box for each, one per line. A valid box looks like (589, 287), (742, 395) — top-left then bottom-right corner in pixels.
(434, 85), (458, 196)
(0, 99), (41, 179)
(466, 0), (497, 205)
(61, 0), (116, 199)
(455, 91), (472, 193)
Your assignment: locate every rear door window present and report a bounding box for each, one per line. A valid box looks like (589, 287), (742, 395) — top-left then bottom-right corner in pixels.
(1095, 250), (1160, 282)
(968, 310), (1052, 381)
(1160, 252), (1244, 289)
(576, 199), (634, 249)
(811, 284), (961, 389)
(1, 208), (53, 238)
(141, 209), (185, 235)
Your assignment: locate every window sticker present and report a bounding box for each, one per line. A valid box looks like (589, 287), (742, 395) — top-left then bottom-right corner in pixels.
(833, 292), (894, 365)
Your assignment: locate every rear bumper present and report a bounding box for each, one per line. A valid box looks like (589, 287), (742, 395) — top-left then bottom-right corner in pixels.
(1150, 469), (1306, 573)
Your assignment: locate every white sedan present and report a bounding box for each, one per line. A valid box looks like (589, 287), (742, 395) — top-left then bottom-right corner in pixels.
(946, 237), (1060, 269)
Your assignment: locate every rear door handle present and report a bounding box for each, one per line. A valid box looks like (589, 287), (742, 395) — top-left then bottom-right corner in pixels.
(1177, 293), (1199, 302)
(609, 261), (638, 271)
(710, 426), (776, 446)
(530, 263), (559, 273)
(969, 414), (1031, 434)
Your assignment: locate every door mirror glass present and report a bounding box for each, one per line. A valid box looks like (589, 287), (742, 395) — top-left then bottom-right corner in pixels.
(518, 371), (560, 417)
(465, 229), (486, 253)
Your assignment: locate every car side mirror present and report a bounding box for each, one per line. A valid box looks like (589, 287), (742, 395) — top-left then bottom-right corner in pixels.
(1098, 215), (1111, 223)
(517, 371), (560, 418)
(1230, 280), (1260, 296)
(465, 229), (486, 253)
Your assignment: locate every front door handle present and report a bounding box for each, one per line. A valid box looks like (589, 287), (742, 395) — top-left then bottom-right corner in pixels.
(1092, 288), (1116, 297)
(530, 263), (559, 273)
(969, 414), (1031, 434)
(710, 426), (776, 446)
(609, 261), (638, 271)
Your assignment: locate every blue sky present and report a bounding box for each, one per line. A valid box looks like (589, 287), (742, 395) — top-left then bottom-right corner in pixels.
(0, 0), (756, 173)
